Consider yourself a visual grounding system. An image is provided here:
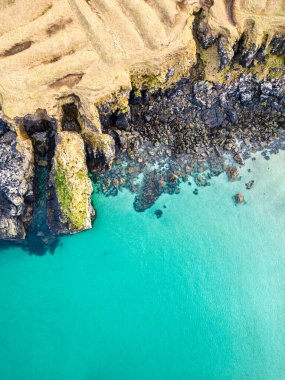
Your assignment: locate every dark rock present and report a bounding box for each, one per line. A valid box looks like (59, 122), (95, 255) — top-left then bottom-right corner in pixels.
(24, 118), (51, 135)
(270, 34), (285, 55)
(0, 120), (9, 137)
(114, 113), (129, 131)
(61, 103), (81, 132)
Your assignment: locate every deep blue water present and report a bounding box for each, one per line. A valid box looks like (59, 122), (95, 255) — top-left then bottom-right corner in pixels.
(0, 151), (284, 380)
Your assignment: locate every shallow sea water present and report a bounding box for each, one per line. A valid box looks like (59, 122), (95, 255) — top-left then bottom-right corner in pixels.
(0, 151), (284, 380)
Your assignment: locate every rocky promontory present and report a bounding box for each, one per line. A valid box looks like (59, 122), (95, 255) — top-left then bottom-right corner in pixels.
(47, 131), (94, 235)
(0, 0), (284, 240)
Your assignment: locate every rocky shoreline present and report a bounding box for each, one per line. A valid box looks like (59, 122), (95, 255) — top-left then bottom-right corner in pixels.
(0, 16), (285, 244)
(1, 69), (284, 244)
(95, 74), (285, 211)
(1, 70), (285, 245)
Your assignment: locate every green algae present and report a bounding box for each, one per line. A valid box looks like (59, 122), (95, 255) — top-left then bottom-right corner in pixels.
(55, 166), (89, 232)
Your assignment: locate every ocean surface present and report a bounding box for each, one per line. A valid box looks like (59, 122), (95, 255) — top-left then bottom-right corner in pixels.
(0, 151), (284, 380)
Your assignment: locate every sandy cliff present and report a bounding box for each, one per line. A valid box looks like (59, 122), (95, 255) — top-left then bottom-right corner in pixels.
(0, 0), (284, 121)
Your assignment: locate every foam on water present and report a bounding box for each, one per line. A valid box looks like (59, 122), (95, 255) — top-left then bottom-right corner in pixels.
(0, 151), (284, 380)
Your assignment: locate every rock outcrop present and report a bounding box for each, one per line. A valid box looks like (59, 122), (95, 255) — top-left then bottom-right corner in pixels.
(0, 124), (34, 239)
(47, 131), (94, 235)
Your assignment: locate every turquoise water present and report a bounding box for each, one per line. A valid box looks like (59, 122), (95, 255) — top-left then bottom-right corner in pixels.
(0, 151), (284, 380)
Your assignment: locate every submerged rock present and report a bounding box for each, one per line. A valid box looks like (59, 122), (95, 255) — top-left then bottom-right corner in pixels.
(155, 209), (163, 219)
(47, 131), (94, 235)
(245, 180), (254, 190)
(227, 166), (240, 181)
(134, 171), (163, 212)
(234, 193), (245, 204)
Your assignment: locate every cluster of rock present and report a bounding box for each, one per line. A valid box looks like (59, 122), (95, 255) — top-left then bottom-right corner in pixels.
(114, 75), (285, 159)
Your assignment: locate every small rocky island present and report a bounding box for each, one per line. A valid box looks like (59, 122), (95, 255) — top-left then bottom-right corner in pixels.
(0, 0), (284, 240)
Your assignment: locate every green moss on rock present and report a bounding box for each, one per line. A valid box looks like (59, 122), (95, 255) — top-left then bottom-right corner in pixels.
(51, 132), (94, 234)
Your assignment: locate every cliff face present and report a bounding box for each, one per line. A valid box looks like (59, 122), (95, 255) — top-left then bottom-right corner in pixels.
(0, 0), (284, 239)
(0, 125), (34, 239)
